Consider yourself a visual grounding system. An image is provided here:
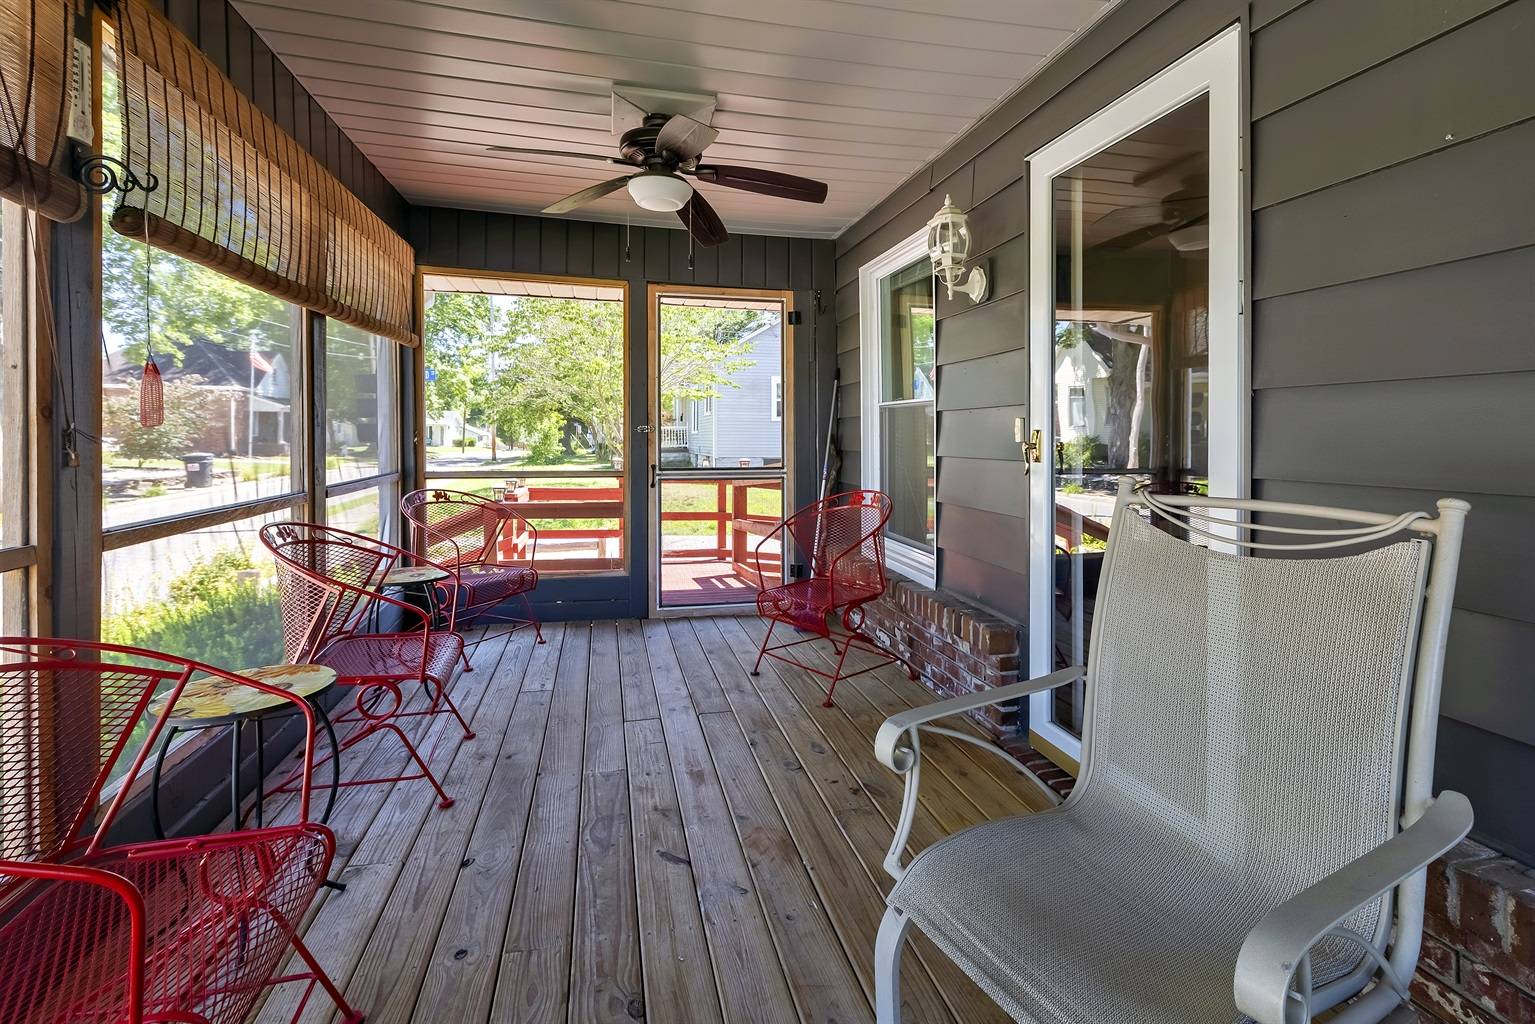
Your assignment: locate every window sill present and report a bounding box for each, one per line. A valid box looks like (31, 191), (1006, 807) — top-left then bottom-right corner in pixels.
(884, 539), (936, 589)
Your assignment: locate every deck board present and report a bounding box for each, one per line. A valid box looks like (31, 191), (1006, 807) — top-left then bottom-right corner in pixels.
(264, 616), (1041, 1023)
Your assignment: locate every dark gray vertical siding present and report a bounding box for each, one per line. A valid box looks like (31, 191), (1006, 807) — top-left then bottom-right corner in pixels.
(833, 0), (1535, 859)
(407, 209), (837, 617)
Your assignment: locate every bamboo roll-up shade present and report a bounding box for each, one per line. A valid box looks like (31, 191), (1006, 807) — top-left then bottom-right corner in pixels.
(107, 0), (418, 346)
(0, 0), (87, 222)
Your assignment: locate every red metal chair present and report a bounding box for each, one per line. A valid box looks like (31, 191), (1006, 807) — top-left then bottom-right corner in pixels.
(0, 638), (362, 1024)
(751, 489), (916, 707)
(400, 488), (545, 660)
(260, 522), (470, 810)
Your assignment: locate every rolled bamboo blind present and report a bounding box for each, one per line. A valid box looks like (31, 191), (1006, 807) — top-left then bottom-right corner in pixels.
(0, 0), (87, 222)
(108, 0), (418, 346)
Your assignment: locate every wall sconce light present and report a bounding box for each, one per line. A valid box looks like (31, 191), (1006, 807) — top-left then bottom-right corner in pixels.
(925, 194), (988, 304)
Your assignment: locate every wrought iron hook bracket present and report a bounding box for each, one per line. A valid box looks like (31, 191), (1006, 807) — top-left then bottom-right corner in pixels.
(75, 152), (157, 199)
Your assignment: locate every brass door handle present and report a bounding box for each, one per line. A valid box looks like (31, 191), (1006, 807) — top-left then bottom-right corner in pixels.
(1014, 418), (1043, 465)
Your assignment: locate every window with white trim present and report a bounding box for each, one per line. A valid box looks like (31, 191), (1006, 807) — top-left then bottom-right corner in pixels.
(859, 231), (936, 586)
(769, 375), (783, 421)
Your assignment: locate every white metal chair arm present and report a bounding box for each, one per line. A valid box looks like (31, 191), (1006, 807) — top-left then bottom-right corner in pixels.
(874, 666), (1083, 879)
(874, 665), (1084, 772)
(1234, 791), (1473, 1024)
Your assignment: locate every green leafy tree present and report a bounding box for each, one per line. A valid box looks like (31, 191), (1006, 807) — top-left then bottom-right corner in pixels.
(423, 292), (500, 451)
(102, 375), (220, 464)
(421, 293), (771, 466)
(102, 226), (291, 365)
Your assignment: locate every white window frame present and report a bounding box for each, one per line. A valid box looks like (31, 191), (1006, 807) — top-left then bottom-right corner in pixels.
(1025, 26), (1246, 767)
(769, 375), (783, 421)
(858, 228), (937, 588)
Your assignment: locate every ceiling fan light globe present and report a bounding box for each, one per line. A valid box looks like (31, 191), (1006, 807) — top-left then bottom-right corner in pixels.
(627, 172), (692, 212)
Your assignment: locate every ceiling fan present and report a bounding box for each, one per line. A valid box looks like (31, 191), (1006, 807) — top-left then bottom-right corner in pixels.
(1091, 172), (1209, 251)
(487, 111), (828, 248)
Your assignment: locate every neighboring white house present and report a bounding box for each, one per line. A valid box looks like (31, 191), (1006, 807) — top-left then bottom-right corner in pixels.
(1053, 317), (1154, 464)
(677, 320), (784, 468)
(425, 410), (493, 449)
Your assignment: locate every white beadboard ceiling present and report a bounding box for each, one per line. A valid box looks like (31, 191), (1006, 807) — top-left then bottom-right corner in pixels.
(235, 0), (1115, 239)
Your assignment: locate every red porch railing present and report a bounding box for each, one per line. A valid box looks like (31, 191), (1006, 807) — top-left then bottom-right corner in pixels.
(490, 478), (783, 589)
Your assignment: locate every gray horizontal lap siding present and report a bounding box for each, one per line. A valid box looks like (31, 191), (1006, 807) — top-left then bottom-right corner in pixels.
(832, 0), (1535, 859)
(701, 327), (783, 465)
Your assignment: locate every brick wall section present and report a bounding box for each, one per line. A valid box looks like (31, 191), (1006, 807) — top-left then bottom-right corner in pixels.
(861, 578), (1022, 737)
(1406, 840), (1535, 1022)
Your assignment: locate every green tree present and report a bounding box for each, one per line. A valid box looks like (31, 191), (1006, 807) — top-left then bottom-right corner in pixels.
(102, 225), (291, 366)
(421, 293), (771, 466)
(102, 375), (220, 464)
(423, 291), (500, 451)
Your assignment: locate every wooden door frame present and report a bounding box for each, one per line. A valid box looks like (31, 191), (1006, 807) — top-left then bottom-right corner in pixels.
(645, 283), (795, 618)
(413, 266), (640, 618)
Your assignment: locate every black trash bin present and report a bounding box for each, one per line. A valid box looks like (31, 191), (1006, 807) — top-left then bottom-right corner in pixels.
(181, 452), (214, 488)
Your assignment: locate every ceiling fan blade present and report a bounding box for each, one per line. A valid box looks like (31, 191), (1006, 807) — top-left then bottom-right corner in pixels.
(486, 146), (623, 165)
(655, 114), (718, 161)
(690, 164), (828, 204)
(677, 189), (729, 248)
(1091, 195), (1207, 235)
(542, 176), (633, 215)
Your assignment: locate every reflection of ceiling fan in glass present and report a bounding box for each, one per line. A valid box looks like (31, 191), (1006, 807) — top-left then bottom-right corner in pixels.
(487, 97), (828, 249)
(1093, 174), (1209, 251)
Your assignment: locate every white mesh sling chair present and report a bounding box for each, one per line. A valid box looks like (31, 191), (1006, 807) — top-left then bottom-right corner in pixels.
(872, 479), (1473, 1024)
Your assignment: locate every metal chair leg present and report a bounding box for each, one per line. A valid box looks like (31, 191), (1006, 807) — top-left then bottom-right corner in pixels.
(875, 906), (913, 1024)
(824, 631), (856, 708)
(521, 591), (546, 644)
(270, 906), (366, 1024)
(752, 618), (776, 676)
(430, 675), (475, 740)
(379, 722), (455, 809)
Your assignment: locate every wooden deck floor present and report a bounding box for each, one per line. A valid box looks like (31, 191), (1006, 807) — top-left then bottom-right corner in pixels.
(251, 617), (1054, 1024)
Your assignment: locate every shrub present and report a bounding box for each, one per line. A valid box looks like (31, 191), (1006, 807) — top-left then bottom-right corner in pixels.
(103, 550), (285, 670)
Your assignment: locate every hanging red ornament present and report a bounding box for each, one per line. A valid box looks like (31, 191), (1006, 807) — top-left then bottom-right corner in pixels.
(140, 353), (164, 428)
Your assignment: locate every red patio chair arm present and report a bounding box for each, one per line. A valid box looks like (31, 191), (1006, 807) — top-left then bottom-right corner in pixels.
(0, 860), (149, 1024)
(753, 518), (790, 590)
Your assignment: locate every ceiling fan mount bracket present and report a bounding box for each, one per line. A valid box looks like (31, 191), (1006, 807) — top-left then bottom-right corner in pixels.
(611, 86), (717, 136)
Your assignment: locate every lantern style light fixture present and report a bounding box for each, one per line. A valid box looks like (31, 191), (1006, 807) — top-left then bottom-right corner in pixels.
(925, 194), (988, 304)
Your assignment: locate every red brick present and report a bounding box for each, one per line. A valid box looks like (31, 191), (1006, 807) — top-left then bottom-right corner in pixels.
(1420, 935), (1458, 983)
(1412, 973), (1500, 1023)
(1461, 957), (1535, 1023)
(1430, 844), (1535, 994)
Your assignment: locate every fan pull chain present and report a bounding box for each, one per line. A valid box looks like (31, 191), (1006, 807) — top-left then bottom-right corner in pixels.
(624, 212), (632, 263)
(687, 204), (695, 271)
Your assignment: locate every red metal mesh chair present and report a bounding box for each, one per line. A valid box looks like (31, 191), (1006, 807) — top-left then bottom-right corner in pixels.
(260, 522), (470, 810)
(0, 638), (361, 1024)
(400, 488), (544, 660)
(751, 490), (916, 706)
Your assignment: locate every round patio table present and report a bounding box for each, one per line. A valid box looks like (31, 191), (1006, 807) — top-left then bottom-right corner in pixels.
(148, 663), (341, 838)
(378, 564), (451, 630)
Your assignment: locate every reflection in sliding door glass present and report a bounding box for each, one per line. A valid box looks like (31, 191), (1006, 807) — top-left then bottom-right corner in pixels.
(1050, 94), (1211, 737)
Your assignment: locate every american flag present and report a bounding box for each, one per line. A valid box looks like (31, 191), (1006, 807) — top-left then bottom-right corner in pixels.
(249, 350), (273, 373)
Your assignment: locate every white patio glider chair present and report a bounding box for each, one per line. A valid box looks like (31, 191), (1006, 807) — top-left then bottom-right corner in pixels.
(873, 479), (1473, 1024)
